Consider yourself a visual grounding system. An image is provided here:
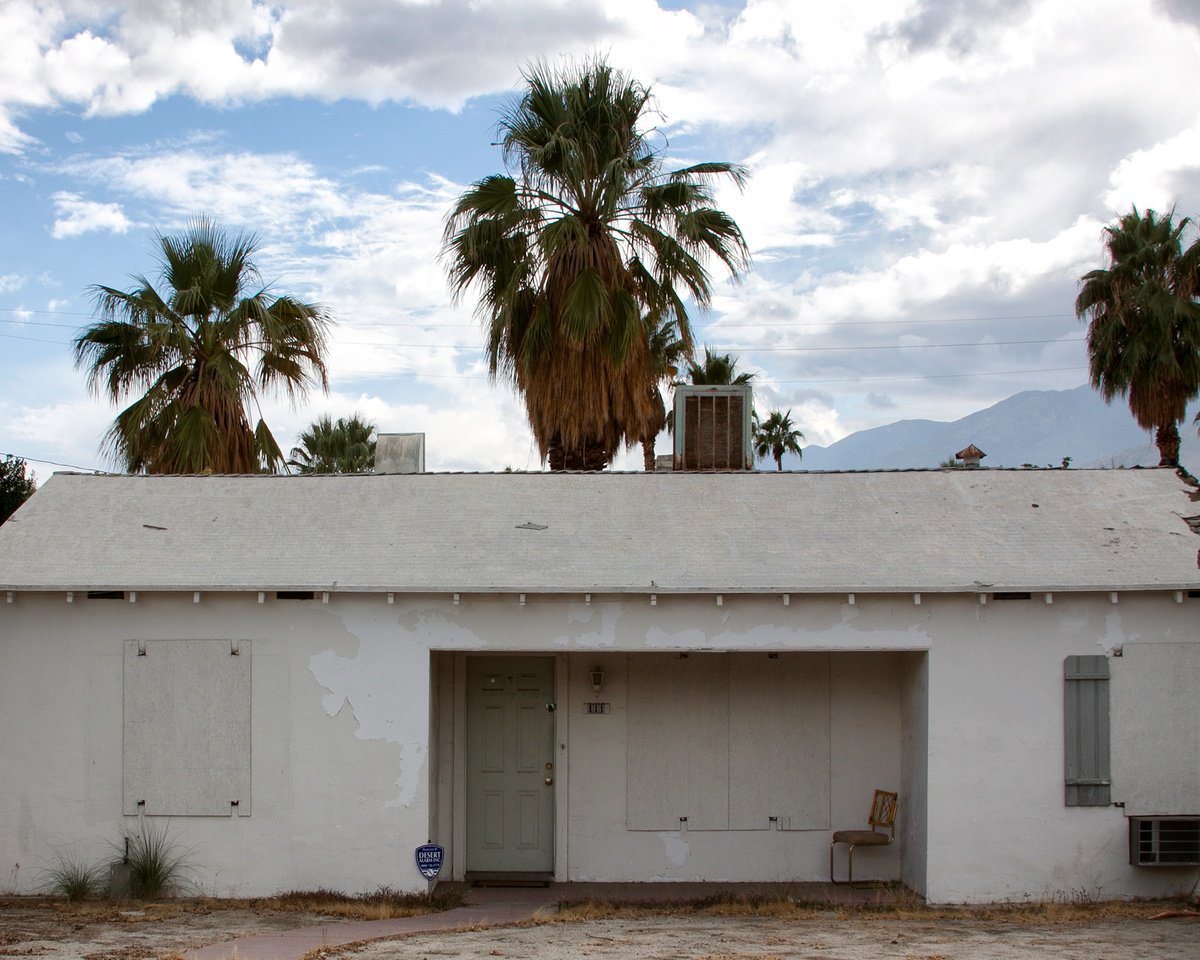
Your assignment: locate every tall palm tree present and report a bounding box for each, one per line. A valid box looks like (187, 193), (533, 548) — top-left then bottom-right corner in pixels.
(753, 408), (804, 471)
(289, 414), (377, 474)
(640, 313), (688, 471)
(1075, 206), (1200, 466)
(444, 58), (749, 471)
(74, 218), (330, 474)
(685, 346), (755, 385)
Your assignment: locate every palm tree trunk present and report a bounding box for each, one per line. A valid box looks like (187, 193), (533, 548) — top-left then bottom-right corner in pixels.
(1155, 422), (1181, 467)
(642, 437), (656, 472)
(547, 434), (611, 471)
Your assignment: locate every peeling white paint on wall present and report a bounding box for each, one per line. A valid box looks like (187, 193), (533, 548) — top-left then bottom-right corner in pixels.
(661, 832), (689, 867)
(566, 603), (621, 648)
(1103, 609), (1139, 652)
(308, 611), (433, 810)
(645, 622), (931, 651)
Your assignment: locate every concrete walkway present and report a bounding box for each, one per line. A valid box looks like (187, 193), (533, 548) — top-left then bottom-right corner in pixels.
(183, 882), (903, 960)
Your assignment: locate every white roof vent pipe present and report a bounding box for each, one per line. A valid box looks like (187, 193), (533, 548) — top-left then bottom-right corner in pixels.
(375, 433), (426, 474)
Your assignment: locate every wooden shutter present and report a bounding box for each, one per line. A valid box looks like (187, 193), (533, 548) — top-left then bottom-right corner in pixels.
(1064, 655), (1110, 806)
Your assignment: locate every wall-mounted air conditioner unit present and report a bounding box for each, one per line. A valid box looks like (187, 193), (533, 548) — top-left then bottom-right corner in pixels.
(1128, 816), (1200, 866)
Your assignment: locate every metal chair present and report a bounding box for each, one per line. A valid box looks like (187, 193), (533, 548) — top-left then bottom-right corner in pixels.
(830, 789), (898, 884)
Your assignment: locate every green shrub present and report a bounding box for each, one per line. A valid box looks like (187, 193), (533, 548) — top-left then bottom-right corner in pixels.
(120, 820), (194, 899)
(41, 849), (106, 901)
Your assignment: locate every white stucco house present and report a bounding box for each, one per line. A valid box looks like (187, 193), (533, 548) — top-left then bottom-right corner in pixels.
(1, 467), (1198, 903)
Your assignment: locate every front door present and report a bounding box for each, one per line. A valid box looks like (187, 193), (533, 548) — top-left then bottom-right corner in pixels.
(465, 656), (556, 875)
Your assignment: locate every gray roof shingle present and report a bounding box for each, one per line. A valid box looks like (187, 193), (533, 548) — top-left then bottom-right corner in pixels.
(0, 469), (1196, 594)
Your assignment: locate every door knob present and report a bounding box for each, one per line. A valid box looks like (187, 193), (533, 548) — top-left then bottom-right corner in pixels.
(544, 776), (554, 785)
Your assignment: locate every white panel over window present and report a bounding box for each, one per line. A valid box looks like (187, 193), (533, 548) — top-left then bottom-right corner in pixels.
(628, 652), (832, 832)
(729, 653), (830, 830)
(1111, 642), (1200, 816)
(124, 640), (251, 816)
(627, 653), (728, 830)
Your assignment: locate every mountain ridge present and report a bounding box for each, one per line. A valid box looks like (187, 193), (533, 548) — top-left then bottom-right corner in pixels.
(786, 384), (1200, 472)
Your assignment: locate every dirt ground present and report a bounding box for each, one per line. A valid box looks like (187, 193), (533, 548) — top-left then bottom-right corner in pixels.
(0, 899), (1198, 960)
(0, 898), (340, 959)
(334, 913), (1200, 960)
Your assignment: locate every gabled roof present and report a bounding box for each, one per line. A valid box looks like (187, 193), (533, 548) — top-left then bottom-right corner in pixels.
(0, 469), (1197, 595)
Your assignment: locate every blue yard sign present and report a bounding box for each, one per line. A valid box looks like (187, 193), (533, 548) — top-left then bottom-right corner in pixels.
(415, 843), (445, 882)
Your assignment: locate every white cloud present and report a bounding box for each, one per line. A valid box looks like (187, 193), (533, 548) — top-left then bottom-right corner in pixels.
(5, 0), (1200, 469)
(0, 0), (700, 143)
(1104, 122), (1200, 213)
(1, 392), (116, 476)
(51, 191), (133, 238)
(0, 274), (24, 294)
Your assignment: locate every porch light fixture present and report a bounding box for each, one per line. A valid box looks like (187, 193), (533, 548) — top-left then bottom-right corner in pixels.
(590, 668), (605, 698)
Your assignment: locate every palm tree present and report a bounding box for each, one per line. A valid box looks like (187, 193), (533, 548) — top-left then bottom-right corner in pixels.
(443, 58), (749, 470)
(640, 313), (688, 471)
(289, 414), (376, 474)
(685, 346), (755, 385)
(753, 408), (804, 471)
(75, 219), (330, 474)
(1075, 206), (1200, 466)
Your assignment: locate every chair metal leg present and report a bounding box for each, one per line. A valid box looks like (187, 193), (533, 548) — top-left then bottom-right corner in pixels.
(830, 842), (857, 884)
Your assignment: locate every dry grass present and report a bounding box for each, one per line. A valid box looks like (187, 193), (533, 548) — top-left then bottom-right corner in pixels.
(0, 886), (464, 923)
(235, 886), (465, 920)
(541, 891), (1193, 925)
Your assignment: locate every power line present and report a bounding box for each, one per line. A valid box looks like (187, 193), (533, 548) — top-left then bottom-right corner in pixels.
(0, 305), (1081, 331)
(0, 325), (1086, 353)
(708, 337), (1084, 354)
(0, 451), (105, 472)
(772, 365), (1087, 385)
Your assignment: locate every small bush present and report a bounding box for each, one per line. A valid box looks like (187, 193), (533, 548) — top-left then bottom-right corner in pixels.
(40, 849), (106, 901)
(119, 820), (194, 899)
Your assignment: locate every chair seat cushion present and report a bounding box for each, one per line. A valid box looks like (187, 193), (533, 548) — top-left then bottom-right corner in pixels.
(832, 829), (890, 845)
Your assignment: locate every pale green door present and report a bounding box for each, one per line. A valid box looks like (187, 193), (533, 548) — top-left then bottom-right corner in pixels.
(465, 656), (556, 874)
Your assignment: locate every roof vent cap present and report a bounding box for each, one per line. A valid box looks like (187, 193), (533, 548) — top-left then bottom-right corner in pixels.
(954, 444), (986, 469)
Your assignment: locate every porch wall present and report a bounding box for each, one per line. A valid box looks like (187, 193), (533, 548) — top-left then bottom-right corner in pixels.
(899, 651), (929, 896)
(0, 592), (434, 897)
(4, 588), (1197, 901)
(557, 650), (903, 883)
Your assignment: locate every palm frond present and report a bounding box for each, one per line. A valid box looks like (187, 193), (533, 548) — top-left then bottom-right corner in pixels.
(77, 219), (332, 474)
(442, 57), (749, 468)
(1075, 206), (1200, 463)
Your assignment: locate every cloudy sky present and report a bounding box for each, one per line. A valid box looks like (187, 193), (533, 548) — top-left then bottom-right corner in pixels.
(2, 0), (1199, 477)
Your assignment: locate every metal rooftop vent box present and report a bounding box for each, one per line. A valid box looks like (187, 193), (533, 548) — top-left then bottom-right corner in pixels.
(1129, 816), (1200, 866)
(672, 384), (754, 471)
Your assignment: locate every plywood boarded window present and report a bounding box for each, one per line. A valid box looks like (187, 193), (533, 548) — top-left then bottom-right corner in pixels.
(124, 640), (251, 816)
(1111, 642), (1200, 815)
(627, 652), (830, 831)
(1064, 655), (1110, 806)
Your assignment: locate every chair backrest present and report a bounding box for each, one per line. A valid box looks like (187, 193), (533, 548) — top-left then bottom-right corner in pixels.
(868, 789), (898, 838)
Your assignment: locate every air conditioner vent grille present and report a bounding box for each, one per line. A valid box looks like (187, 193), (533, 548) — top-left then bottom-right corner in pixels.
(1129, 816), (1200, 866)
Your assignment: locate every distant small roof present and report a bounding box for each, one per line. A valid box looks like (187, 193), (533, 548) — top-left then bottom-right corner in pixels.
(956, 444), (986, 460)
(0, 469), (1196, 595)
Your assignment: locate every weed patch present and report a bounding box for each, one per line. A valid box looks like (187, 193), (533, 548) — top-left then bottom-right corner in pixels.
(117, 820), (194, 899)
(241, 886), (465, 920)
(39, 850), (107, 902)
